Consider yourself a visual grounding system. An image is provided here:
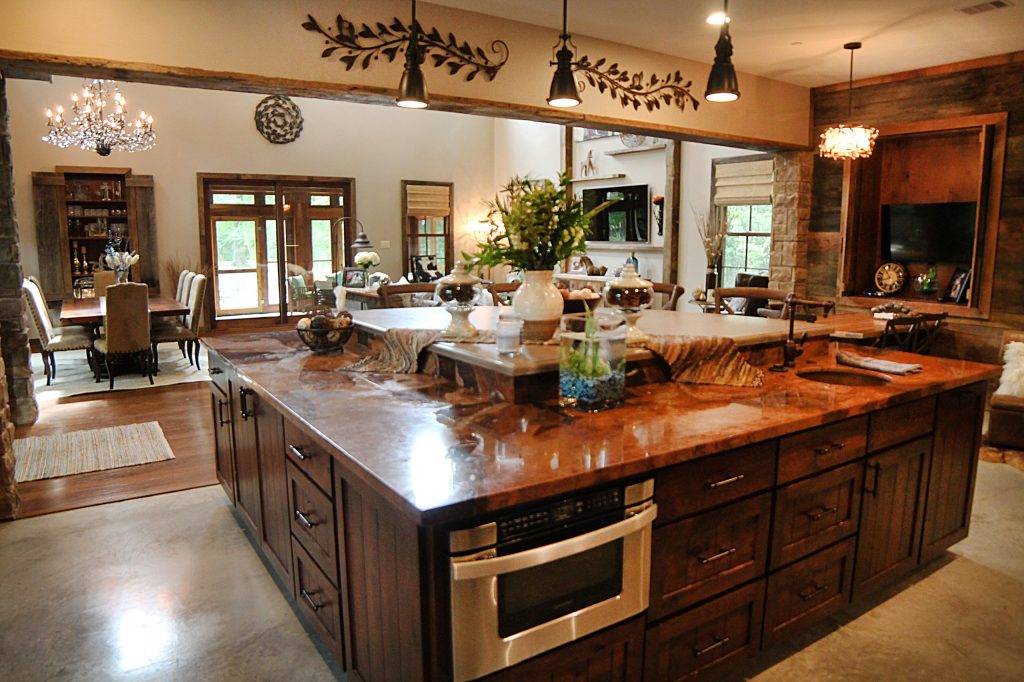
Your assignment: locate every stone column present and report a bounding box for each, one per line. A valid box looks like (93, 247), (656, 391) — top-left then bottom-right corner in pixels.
(0, 77), (39, 428)
(0, 355), (18, 518)
(769, 151), (813, 296)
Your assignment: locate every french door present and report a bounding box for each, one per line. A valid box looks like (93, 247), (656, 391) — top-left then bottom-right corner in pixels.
(200, 175), (354, 324)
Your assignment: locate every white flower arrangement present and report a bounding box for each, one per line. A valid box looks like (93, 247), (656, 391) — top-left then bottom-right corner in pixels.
(104, 250), (140, 274)
(354, 251), (381, 270)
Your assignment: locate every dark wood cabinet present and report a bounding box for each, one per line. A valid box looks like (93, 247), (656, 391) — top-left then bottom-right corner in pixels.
(288, 462), (339, 586)
(230, 381), (262, 539)
(868, 397), (936, 452)
(255, 396), (291, 583)
(920, 384), (985, 564)
(644, 580), (765, 682)
(292, 537), (345, 664)
(210, 384), (235, 504)
(854, 437), (931, 600)
(777, 416), (867, 485)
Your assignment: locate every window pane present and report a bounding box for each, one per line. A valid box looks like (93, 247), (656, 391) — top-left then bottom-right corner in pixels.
(265, 221), (278, 262)
(607, 211), (626, 241)
(215, 220), (257, 269)
(217, 272), (259, 311)
(750, 205), (772, 233)
(721, 267), (741, 290)
(747, 236), (771, 272)
(266, 265), (279, 306)
(722, 235), (748, 268)
(310, 195), (331, 206)
(311, 219), (333, 274)
(212, 193), (256, 205)
(264, 194), (276, 205)
(726, 205), (751, 232)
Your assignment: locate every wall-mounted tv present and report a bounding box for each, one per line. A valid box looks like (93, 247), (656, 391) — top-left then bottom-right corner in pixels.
(582, 184), (649, 243)
(882, 201), (977, 264)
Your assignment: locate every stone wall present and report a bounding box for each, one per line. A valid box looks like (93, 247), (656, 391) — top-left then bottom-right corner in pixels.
(0, 77), (38, 426)
(769, 151), (813, 296)
(0, 355), (18, 519)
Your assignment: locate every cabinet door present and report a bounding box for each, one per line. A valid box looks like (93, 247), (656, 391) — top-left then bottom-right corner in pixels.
(231, 381), (262, 538)
(920, 384), (985, 564)
(255, 395), (291, 583)
(126, 175), (158, 288)
(210, 384), (235, 504)
(31, 172), (70, 298)
(854, 437), (930, 601)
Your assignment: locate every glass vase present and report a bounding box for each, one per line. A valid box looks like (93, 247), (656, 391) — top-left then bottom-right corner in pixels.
(559, 310), (627, 411)
(115, 269), (129, 284)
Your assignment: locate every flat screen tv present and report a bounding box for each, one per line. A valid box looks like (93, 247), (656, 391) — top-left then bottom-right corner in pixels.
(882, 202), (976, 264)
(582, 185), (649, 243)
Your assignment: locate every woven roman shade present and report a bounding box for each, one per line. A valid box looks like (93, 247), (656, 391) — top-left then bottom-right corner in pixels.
(405, 183), (451, 217)
(713, 159), (774, 206)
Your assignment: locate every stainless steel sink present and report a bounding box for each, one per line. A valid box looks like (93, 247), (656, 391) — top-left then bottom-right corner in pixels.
(796, 369), (891, 387)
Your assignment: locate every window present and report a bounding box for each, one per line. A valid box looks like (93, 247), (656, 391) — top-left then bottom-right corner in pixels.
(402, 181), (453, 280)
(200, 175), (352, 324)
(719, 204), (771, 289)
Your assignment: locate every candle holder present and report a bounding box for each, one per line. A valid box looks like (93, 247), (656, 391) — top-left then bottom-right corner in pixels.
(603, 264), (653, 344)
(434, 261), (485, 339)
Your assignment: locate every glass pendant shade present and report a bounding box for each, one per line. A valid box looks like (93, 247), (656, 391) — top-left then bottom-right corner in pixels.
(818, 124), (879, 160)
(547, 45), (581, 108)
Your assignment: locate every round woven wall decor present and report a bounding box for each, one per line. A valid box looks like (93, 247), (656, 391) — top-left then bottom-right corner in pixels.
(254, 95), (303, 144)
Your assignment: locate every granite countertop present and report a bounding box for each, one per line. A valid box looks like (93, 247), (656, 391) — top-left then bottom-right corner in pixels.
(206, 330), (1000, 527)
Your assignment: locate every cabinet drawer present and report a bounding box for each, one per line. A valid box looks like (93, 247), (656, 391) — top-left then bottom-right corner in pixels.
(287, 462), (339, 586)
(868, 397), (936, 452)
(655, 442), (776, 524)
(771, 461), (863, 570)
(763, 537), (856, 647)
(645, 580), (765, 682)
(650, 493), (771, 620)
(778, 416), (867, 484)
(206, 350), (229, 394)
(284, 419), (334, 496)
(292, 537), (345, 664)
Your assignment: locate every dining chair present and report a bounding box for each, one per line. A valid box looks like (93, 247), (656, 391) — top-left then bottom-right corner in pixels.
(93, 282), (152, 389)
(486, 281), (521, 306)
(92, 270), (117, 294)
(650, 282), (685, 311)
(714, 287), (792, 316)
(152, 274), (208, 370)
(878, 312), (947, 355)
(377, 282), (439, 308)
(22, 278), (94, 385)
(175, 269), (192, 302)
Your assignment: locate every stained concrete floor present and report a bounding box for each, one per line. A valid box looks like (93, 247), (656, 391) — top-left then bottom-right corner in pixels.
(0, 462), (1021, 681)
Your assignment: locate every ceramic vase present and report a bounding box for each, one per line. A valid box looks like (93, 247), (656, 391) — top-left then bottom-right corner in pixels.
(512, 270), (563, 341)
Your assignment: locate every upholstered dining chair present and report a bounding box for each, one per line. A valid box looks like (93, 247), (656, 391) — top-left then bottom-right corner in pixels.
(92, 270), (117, 295)
(377, 283), (439, 308)
(650, 282), (685, 311)
(94, 282), (152, 389)
(152, 274), (207, 370)
(22, 278), (94, 385)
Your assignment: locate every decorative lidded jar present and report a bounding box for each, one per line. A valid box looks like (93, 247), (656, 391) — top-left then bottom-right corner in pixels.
(603, 263), (653, 343)
(434, 261), (484, 339)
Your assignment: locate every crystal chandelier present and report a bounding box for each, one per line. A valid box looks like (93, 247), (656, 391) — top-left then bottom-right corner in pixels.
(43, 79), (155, 156)
(819, 43), (878, 160)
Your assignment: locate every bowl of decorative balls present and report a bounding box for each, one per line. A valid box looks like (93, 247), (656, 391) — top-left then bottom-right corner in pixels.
(296, 310), (354, 353)
(559, 286), (602, 314)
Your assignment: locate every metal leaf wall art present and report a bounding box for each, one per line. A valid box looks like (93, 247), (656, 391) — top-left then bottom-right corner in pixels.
(574, 56), (700, 113)
(302, 13), (509, 82)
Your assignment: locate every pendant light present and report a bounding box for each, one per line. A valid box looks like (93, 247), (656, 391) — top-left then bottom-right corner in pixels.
(397, 0), (429, 109)
(818, 42), (878, 160)
(705, 0), (740, 102)
(547, 0), (581, 108)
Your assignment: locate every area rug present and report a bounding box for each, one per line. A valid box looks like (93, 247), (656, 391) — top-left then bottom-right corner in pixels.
(14, 421), (176, 482)
(31, 345), (209, 402)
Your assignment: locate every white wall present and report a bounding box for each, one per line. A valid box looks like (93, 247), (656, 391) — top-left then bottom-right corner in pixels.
(678, 142), (761, 297)
(8, 76), (499, 291)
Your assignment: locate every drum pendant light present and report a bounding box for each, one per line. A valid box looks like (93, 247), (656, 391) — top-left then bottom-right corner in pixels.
(547, 0), (581, 107)
(397, 0), (429, 109)
(705, 0), (740, 102)
(818, 42), (879, 160)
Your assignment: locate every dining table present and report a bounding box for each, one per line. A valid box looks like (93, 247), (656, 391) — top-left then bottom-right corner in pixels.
(59, 294), (189, 326)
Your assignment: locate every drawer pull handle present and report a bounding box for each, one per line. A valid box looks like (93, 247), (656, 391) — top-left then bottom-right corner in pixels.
(864, 461), (881, 497)
(799, 583), (829, 601)
(209, 367), (223, 375)
(698, 547), (736, 565)
(693, 635), (730, 657)
(295, 510), (318, 529)
(805, 506), (838, 521)
(814, 442), (846, 456)
(217, 399), (230, 427)
(300, 588), (323, 611)
(238, 387), (254, 420)
(706, 473), (744, 489)
(288, 444), (309, 461)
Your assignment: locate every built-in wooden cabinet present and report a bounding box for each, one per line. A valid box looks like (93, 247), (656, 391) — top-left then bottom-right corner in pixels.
(230, 380), (262, 540)
(31, 166), (157, 299)
(208, 355), (235, 504)
(256, 398), (290, 583)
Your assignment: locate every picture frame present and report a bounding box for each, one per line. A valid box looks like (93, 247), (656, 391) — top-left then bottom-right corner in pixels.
(944, 267), (971, 304)
(341, 267), (368, 288)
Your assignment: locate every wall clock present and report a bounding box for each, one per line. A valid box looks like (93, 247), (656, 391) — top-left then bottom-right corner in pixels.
(874, 261), (907, 295)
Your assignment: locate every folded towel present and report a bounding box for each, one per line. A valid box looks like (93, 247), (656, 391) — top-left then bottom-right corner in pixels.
(836, 350), (923, 375)
(645, 335), (764, 388)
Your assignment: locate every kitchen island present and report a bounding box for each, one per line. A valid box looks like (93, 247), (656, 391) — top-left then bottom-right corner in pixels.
(204, 311), (999, 682)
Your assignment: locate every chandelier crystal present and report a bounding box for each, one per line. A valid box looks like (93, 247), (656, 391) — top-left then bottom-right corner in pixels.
(43, 79), (155, 156)
(819, 43), (877, 161)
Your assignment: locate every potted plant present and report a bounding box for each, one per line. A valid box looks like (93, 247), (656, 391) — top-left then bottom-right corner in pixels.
(471, 172), (611, 339)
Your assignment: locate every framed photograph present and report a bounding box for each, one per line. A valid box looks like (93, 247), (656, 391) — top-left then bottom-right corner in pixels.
(341, 267), (367, 288)
(944, 267), (971, 304)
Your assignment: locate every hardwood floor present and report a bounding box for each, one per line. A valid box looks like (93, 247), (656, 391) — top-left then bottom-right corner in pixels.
(14, 382), (216, 518)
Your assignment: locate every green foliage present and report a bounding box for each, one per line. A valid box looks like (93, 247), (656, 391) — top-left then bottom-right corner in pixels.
(470, 172), (613, 271)
(559, 308), (611, 378)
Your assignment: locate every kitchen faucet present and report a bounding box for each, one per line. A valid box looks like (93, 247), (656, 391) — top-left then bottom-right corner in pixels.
(771, 293), (836, 372)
